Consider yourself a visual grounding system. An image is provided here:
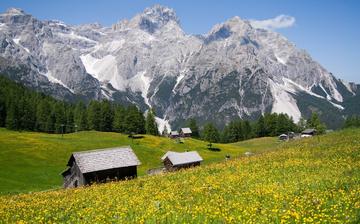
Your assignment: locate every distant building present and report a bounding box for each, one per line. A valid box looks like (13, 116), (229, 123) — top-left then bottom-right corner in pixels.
(169, 131), (180, 138)
(279, 134), (288, 141)
(61, 146), (141, 188)
(301, 129), (317, 137)
(180, 127), (192, 137)
(161, 151), (203, 171)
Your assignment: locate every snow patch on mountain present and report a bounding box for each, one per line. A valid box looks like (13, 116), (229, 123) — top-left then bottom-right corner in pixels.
(329, 101), (344, 110)
(269, 79), (301, 122)
(41, 71), (74, 93)
(155, 116), (171, 133)
(56, 31), (97, 44)
(275, 54), (286, 65)
(340, 79), (355, 95)
(80, 54), (122, 89)
(13, 38), (30, 53)
(129, 71), (151, 107)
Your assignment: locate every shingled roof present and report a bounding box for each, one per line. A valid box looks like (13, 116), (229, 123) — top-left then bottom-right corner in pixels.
(180, 127), (192, 134)
(161, 151), (203, 166)
(67, 146), (141, 174)
(170, 131), (179, 136)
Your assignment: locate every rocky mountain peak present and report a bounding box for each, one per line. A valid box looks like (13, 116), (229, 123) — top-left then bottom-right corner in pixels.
(4, 8), (26, 16)
(135, 4), (180, 33)
(0, 6), (357, 131)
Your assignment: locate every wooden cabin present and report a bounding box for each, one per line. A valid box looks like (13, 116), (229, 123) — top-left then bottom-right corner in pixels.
(279, 134), (288, 141)
(301, 129), (317, 137)
(61, 146), (141, 188)
(169, 131), (180, 138)
(161, 151), (203, 171)
(180, 127), (192, 137)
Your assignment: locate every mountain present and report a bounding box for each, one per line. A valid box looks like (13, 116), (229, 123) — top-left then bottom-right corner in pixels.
(0, 5), (358, 130)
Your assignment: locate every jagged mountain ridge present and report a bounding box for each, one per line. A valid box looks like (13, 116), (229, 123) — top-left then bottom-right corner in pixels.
(0, 5), (358, 130)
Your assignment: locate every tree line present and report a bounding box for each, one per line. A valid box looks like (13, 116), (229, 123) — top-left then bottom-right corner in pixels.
(192, 112), (327, 144)
(0, 75), (338, 144)
(0, 76), (159, 135)
(343, 115), (360, 129)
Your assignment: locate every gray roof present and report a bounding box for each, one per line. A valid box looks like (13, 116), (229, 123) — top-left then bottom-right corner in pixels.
(170, 131), (179, 136)
(69, 146), (141, 174)
(302, 129), (316, 134)
(162, 151), (203, 166)
(181, 127), (192, 134)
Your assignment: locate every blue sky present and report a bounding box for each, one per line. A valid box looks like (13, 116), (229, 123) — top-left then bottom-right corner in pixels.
(1, 0), (359, 83)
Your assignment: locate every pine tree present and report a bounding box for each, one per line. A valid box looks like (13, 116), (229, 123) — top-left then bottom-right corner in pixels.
(113, 105), (126, 133)
(187, 118), (200, 138)
(87, 101), (101, 131)
(53, 102), (66, 134)
(66, 108), (74, 133)
(203, 123), (220, 143)
(74, 101), (87, 131)
(277, 113), (289, 135)
(264, 113), (278, 136)
(307, 112), (326, 134)
(100, 100), (114, 132)
(124, 105), (145, 134)
(36, 100), (51, 132)
(5, 100), (19, 130)
(256, 115), (266, 137)
(297, 117), (307, 132)
(145, 108), (159, 136)
(242, 120), (252, 140)
(226, 120), (242, 142)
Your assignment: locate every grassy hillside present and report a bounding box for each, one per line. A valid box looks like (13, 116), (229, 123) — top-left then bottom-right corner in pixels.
(0, 128), (281, 194)
(0, 129), (359, 223)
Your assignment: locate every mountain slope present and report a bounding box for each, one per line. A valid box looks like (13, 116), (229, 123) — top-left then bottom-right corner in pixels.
(0, 5), (358, 129)
(1, 129), (360, 222)
(0, 128), (280, 194)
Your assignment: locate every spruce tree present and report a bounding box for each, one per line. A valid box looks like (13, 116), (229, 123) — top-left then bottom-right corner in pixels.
(124, 105), (145, 134)
(100, 100), (114, 132)
(5, 100), (19, 130)
(307, 112), (326, 134)
(53, 102), (66, 134)
(87, 101), (101, 131)
(74, 101), (87, 131)
(187, 118), (200, 138)
(113, 105), (125, 133)
(36, 100), (50, 132)
(203, 123), (220, 143)
(145, 108), (159, 136)
(242, 120), (252, 140)
(256, 115), (266, 137)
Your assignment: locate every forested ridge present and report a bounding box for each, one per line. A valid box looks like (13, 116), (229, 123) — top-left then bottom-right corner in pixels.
(2, 75), (358, 143)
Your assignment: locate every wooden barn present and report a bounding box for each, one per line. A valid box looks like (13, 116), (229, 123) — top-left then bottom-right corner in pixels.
(180, 127), (192, 137)
(301, 129), (317, 137)
(169, 131), (180, 138)
(161, 151), (203, 171)
(61, 146), (141, 188)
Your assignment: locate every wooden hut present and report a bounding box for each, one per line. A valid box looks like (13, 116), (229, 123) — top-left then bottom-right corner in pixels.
(180, 128), (192, 137)
(279, 134), (288, 141)
(61, 146), (141, 188)
(161, 151), (203, 171)
(301, 129), (317, 137)
(169, 131), (180, 138)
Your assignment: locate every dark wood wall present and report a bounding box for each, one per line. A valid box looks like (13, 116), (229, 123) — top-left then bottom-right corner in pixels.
(84, 166), (137, 184)
(63, 164), (137, 188)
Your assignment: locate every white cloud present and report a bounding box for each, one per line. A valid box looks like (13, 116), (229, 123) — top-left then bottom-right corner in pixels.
(249, 15), (295, 30)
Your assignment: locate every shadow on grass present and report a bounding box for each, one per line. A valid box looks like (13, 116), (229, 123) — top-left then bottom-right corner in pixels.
(208, 147), (221, 152)
(128, 135), (144, 139)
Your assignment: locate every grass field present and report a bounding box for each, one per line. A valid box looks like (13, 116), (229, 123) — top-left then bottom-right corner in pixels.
(0, 128), (281, 194)
(0, 129), (359, 223)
